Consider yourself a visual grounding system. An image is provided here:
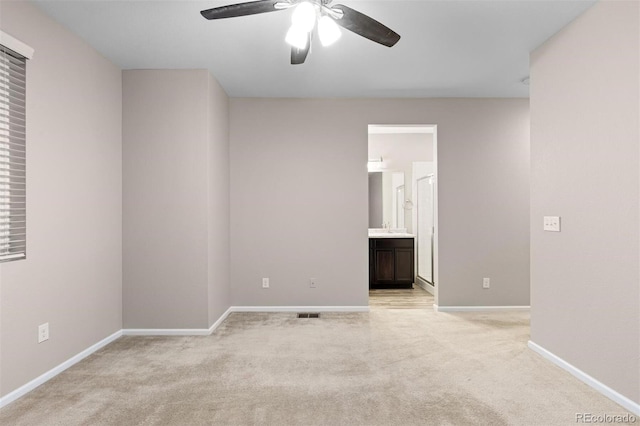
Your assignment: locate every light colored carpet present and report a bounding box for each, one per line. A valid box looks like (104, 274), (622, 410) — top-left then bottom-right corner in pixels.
(0, 303), (634, 425)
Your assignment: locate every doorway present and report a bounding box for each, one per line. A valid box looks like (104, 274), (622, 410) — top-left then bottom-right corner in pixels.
(367, 124), (438, 308)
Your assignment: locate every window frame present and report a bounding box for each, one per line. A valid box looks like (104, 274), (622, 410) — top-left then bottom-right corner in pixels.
(0, 30), (33, 263)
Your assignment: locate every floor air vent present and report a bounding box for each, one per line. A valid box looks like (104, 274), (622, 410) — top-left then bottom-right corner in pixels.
(297, 313), (320, 318)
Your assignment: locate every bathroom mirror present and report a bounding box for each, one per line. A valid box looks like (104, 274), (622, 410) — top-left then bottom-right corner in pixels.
(368, 171), (405, 228)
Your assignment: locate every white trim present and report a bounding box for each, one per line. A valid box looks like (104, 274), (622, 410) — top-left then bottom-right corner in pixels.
(0, 30), (34, 59)
(122, 328), (212, 336)
(123, 307), (233, 336)
(0, 307), (235, 407)
(208, 307), (232, 333)
(368, 125), (435, 135)
(528, 341), (640, 416)
(435, 305), (530, 312)
(230, 306), (370, 313)
(121, 307), (369, 335)
(0, 330), (122, 409)
(415, 278), (434, 295)
(0, 306), (371, 408)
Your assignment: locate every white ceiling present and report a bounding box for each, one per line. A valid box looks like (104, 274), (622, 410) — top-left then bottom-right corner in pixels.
(369, 125), (434, 134)
(31, 0), (596, 98)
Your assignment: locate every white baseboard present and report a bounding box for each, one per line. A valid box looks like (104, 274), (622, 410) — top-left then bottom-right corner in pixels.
(120, 306), (367, 335)
(0, 306), (369, 408)
(208, 307), (232, 333)
(0, 329), (123, 409)
(435, 305), (530, 312)
(122, 328), (210, 336)
(528, 341), (640, 416)
(415, 279), (434, 295)
(123, 307), (233, 336)
(229, 306), (370, 313)
(0, 308), (235, 408)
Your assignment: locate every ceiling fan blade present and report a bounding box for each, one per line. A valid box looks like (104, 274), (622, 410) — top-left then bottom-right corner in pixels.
(331, 4), (400, 47)
(201, 1), (283, 20)
(291, 34), (311, 65)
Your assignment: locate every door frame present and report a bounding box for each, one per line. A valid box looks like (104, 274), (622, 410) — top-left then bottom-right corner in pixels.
(367, 124), (439, 305)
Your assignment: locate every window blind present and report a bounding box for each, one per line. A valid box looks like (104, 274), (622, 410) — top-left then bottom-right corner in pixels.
(0, 44), (26, 262)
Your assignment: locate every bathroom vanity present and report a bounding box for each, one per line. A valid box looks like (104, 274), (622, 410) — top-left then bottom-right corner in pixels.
(369, 232), (415, 289)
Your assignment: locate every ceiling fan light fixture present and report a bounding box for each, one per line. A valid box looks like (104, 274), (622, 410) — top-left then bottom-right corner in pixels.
(291, 2), (317, 32)
(200, 1), (401, 65)
(285, 25), (309, 50)
(318, 15), (341, 46)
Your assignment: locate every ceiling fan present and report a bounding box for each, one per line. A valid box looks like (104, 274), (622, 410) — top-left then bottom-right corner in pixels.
(200, 0), (401, 65)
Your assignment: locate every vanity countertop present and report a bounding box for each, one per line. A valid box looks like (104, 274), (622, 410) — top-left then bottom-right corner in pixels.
(368, 232), (415, 239)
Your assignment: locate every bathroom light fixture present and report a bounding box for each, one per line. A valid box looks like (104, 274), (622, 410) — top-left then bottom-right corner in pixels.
(367, 157), (384, 172)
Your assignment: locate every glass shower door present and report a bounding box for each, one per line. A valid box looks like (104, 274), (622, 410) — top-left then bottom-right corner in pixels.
(417, 175), (434, 284)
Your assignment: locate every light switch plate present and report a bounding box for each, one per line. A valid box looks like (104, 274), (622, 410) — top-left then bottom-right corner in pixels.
(543, 216), (561, 232)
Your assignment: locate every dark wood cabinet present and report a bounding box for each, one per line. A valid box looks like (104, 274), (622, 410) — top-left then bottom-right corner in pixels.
(369, 238), (415, 289)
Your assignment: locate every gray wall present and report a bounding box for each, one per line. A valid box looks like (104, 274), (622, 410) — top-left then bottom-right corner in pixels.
(368, 173), (383, 228)
(207, 73), (231, 326)
(368, 133), (434, 167)
(530, 0), (639, 404)
(123, 70), (230, 329)
(0, 1), (122, 396)
(230, 99), (530, 307)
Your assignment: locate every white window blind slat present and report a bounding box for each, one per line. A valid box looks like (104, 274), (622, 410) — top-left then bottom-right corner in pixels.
(0, 106), (26, 119)
(0, 44), (26, 262)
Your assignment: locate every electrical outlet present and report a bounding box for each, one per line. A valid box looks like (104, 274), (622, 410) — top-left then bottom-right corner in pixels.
(309, 278), (317, 288)
(543, 216), (561, 232)
(38, 323), (49, 343)
(262, 277), (269, 289)
(482, 278), (490, 289)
